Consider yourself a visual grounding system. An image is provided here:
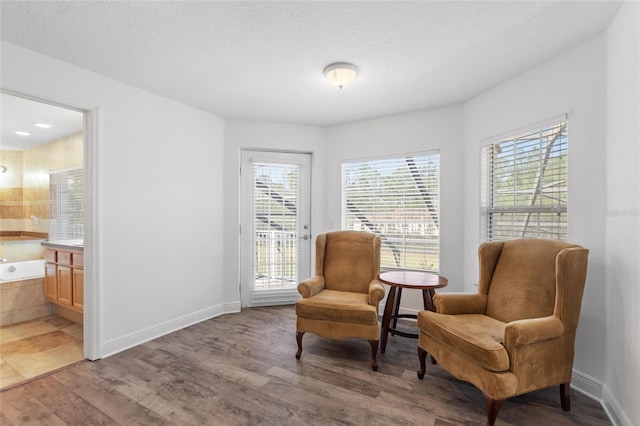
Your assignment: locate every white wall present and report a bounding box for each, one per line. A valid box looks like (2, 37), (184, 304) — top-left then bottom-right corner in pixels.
(464, 35), (608, 395)
(604, 2), (639, 425)
(222, 120), (327, 306)
(325, 106), (465, 313)
(1, 42), (227, 357)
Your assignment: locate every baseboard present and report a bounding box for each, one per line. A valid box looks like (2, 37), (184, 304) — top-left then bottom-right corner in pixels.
(99, 302), (239, 358)
(571, 368), (603, 401)
(601, 386), (633, 426)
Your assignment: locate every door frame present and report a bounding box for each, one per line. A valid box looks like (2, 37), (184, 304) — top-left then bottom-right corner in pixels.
(1, 86), (100, 360)
(239, 149), (312, 307)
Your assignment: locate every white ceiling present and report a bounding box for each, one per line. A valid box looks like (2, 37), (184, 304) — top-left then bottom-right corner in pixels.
(1, 94), (83, 151)
(0, 1), (623, 127)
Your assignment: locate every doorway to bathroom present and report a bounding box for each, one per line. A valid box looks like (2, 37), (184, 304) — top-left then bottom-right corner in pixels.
(240, 150), (311, 307)
(0, 93), (86, 389)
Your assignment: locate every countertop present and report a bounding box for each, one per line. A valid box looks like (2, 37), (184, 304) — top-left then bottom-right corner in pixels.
(41, 240), (84, 251)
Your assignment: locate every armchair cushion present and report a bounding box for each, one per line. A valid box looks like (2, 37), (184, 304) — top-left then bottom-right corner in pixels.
(296, 289), (379, 325)
(418, 311), (509, 371)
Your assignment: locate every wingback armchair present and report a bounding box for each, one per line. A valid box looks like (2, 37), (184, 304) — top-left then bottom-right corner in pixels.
(417, 239), (589, 425)
(295, 231), (385, 370)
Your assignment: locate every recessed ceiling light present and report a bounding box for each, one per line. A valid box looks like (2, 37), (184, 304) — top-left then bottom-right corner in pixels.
(14, 131), (30, 136)
(34, 122), (54, 129)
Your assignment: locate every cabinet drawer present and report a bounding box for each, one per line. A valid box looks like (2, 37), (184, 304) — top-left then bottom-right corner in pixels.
(72, 253), (84, 267)
(44, 250), (57, 263)
(57, 251), (72, 266)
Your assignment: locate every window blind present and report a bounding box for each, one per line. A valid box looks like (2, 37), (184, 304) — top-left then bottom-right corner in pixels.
(481, 120), (568, 241)
(252, 162), (299, 289)
(49, 167), (84, 241)
(342, 152), (440, 271)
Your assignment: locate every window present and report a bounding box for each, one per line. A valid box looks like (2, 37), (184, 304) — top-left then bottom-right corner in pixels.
(49, 167), (84, 240)
(481, 119), (567, 241)
(342, 152), (439, 271)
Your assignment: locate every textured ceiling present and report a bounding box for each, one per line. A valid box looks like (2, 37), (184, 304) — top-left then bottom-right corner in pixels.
(0, 1), (623, 126)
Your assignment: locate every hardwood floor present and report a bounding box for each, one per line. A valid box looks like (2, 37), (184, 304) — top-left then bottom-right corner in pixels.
(0, 306), (610, 425)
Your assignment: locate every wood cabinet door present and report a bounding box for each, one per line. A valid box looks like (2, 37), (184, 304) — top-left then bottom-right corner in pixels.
(57, 265), (73, 307)
(72, 268), (84, 312)
(44, 262), (58, 302)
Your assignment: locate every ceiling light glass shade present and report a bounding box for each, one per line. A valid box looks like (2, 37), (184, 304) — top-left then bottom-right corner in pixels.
(324, 62), (357, 89)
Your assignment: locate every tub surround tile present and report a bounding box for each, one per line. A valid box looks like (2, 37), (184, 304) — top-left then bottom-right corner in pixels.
(11, 304), (54, 324)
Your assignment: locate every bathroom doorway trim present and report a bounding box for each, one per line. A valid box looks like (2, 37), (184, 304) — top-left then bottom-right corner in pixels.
(1, 85), (101, 361)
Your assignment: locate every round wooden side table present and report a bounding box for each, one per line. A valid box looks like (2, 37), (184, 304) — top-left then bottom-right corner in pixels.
(379, 270), (448, 353)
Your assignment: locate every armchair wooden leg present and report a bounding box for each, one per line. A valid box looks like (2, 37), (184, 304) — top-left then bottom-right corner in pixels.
(295, 331), (305, 360)
(560, 383), (571, 411)
(368, 340), (378, 371)
(417, 346), (427, 379)
(483, 394), (505, 426)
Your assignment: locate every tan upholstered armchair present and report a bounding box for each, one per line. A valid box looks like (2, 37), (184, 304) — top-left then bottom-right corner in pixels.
(295, 231), (385, 370)
(417, 239), (589, 426)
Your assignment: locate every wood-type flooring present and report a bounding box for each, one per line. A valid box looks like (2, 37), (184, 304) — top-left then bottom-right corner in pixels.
(0, 306), (611, 425)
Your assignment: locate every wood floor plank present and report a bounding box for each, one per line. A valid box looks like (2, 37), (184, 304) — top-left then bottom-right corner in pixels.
(0, 385), (68, 426)
(0, 306), (612, 426)
(52, 367), (169, 426)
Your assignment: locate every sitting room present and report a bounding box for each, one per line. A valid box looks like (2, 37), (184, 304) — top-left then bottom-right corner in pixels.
(1, 1), (638, 425)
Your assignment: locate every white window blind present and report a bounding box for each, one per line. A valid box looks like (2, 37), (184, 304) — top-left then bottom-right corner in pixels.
(481, 119), (568, 241)
(49, 167), (84, 241)
(252, 162), (299, 289)
(342, 152), (440, 271)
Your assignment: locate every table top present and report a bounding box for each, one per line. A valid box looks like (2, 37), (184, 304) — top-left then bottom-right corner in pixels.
(379, 270), (448, 290)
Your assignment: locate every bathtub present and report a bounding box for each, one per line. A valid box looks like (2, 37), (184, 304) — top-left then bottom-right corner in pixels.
(0, 259), (53, 326)
(0, 259), (46, 283)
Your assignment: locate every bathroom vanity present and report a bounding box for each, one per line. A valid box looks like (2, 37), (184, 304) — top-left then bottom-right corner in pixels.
(43, 241), (84, 314)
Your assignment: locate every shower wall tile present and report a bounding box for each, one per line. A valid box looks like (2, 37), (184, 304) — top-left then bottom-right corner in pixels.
(0, 150), (23, 189)
(1, 133), (82, 240)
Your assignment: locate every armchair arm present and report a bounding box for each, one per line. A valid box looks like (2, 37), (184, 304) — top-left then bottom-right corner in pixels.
(504, 316), (564, 347)
(368, 279), (385, 306)
(297, 276), (325, 298)
(433, 293), (487, 314)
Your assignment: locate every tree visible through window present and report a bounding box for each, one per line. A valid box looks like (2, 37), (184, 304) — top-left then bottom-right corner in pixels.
(342, 152), (439, 271)
(481, 119), (568, 241)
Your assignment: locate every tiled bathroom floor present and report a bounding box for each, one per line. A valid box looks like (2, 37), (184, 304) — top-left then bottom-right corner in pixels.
(0, 315), (83, 390)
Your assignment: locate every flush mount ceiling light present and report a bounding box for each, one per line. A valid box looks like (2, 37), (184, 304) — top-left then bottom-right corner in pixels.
(324, 62), (357, 90)
(13, 131), (30, 136)
(34, 122), (54, 129)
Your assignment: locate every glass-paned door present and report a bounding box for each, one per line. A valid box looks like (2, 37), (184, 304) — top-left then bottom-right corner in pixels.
(240, 151), (311, 307)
